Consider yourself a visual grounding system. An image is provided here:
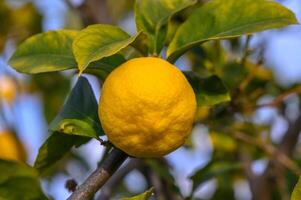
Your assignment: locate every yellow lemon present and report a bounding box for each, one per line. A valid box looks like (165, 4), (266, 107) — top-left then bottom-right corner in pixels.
(0, 75), (17, 103)
(99, 57), (196, 157)
(0, 131), (26, 162)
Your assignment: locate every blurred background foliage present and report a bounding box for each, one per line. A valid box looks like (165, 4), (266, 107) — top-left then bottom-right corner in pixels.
(0, 0), (301, 200)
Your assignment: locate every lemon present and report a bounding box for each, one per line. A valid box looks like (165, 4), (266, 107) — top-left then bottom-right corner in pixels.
(0, 75), (17, 103)
(0, 131), (26, 161)
(99, 57), (196, 157)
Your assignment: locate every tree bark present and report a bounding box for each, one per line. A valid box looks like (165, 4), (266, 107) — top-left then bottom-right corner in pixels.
(67, 148), (128, 200)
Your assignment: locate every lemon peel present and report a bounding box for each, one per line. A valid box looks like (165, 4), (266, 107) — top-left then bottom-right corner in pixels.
(99, 57), (196, 157)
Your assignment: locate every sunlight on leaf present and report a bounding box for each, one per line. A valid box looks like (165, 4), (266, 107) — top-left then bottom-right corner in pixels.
(9, 30), (78, 74)
(121, 187), (154, 200)
(167, 0), (298, 62)
(291, 177), (301, 200)
(73, 24), (139, 74)
(135, 0), (196, 54)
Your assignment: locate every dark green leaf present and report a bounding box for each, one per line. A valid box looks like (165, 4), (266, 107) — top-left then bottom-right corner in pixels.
(292, 177), (301, 200)
(121, 187), (154, 200)
(167, 0), (298, 62)
(135, 0), (196, 54)
(184, 71), (230, 107)
(9, 30), (78, 74)
(49, 76), (103, 138)
(85, 54), (126, 80)
(0, 159), (47, 200)
(190, 161), (242, 193)
(72, 24), (139, 74)
(34, 132), (89, 175)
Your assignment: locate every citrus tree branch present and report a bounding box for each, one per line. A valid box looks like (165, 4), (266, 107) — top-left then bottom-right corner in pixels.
(257, 85), (301, 108)
(67, 148), (128, 200)
(97, 158), (142, 200)
(233, 131), (301, 176)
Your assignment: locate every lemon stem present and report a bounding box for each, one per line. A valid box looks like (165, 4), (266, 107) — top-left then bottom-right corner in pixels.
(67, 148), (128, 200)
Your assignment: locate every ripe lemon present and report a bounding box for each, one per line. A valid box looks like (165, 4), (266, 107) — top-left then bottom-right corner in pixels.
(99, 57), (196, 157)
(0, 131), (26, 161)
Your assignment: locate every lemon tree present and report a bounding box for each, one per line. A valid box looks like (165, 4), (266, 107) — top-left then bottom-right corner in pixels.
(3, 0), (299, 199)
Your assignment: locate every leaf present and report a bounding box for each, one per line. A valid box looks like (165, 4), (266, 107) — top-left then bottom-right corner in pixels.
(49, 76), (103, 138)
(135, 0), (196, 54)
(190, 161), (242, 193)
(34, 132), (89, 175)
(184, 71), (230, 107)
(73, 24), (139, 74)
(210, 132), (237, 153)
(291, 177), (301, 200)
(9, 30), (78, 74)
(35, 76), (101, 175)
(121, 187), (154, 200)
(85, 54), (126, 80)
(0, 159), (47, 200)
(167, 0), (298, 62)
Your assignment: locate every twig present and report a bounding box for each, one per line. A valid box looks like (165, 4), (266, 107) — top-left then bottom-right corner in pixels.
(233, 132), (301, 176)
(65, 0), (113, 26)
(248, 112), (301, 199)
(67, 148), (128, 200)
(240, 35), (252, 68)
(257, 85), (301, 108)
(97, 159), (142, 200)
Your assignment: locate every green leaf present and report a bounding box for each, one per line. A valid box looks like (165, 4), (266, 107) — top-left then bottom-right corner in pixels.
(167, 0), (298, 62)
(86, 54), (126, 80)
(292, 177), (301, 200)
(35, 76), (100, 175)
(184, 71), (230, 107)
(190, 161), (242, 193)
(73, 24), (139, 74)
(0, 159), (47, 200)
(9, 30), (78, 74)
(135, 0), (196, 54)
(49, 76), (103, 138)
(34, 132), (89, 175)
(121, 187), (154, 200)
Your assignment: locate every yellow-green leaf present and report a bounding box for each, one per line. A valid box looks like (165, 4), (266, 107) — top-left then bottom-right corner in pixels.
(73, 24), (139, 74)
(9, 30), (78, 74)
(292, 177), (301, 200)
(167, 0), (298, 62)
(121, 187), (154, 200)
(135, 0), (196, 54)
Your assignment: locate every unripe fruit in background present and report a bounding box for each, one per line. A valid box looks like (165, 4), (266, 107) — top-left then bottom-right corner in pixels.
(0, 130), (26, 162)
(99, 57), (196, 157)
(0, 75), (17, 103)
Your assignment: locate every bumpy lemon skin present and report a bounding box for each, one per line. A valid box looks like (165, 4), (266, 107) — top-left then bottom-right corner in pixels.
(99, 57), (196, 158)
